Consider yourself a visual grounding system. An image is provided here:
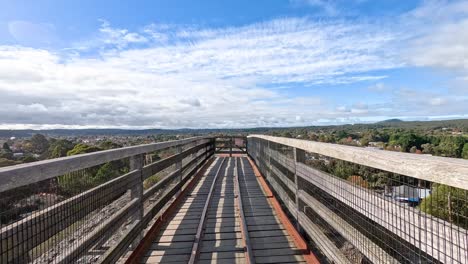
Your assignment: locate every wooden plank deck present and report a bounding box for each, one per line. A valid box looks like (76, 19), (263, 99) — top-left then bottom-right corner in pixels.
(142, 156), (307, 264)
(237, 157), (306, 264)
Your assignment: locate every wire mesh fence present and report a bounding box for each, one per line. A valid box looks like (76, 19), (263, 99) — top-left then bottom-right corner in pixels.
(214, 136), (247, 155)
(0, 137), (214, 264)
(248, 136), (468, 264)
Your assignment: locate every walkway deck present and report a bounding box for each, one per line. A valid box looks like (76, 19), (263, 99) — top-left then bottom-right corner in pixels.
(141, 156), (307, 264)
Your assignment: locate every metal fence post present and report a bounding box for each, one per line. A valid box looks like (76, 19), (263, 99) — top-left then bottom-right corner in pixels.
(230, 136), (233, 157)
(192, 140), (197, 162)
(293, 147), (305, 232)
(176, 145), (183, 183)
(246, 138), (248, 156)
(130, 154), (144, 246)
(267, 140), (272, 178)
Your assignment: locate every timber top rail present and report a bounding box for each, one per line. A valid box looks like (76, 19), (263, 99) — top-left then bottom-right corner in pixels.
(0, 136), (210, 193)
(248, 135), (468, 264)
(248, 134), (468, 190)
(0, 136), (216, 264)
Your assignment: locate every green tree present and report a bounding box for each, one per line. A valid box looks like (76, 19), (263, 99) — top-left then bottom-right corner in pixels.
(0, 151), (13, 160)
(2, 142), (11, 151)
(67, 143), (101, 156)
(391, 133), (426, 152)
(99, 140), (123, 150)
(95, 162), (121, 183)
(420, 184), (468, 228)
(58, 143), (129, 195)
(58, 144), (102, 195)
(282, 132), (293, 138)
(309, 133), (318, 141)
(30, 134), (50, 154)
(0, 158), (20, 167)
(435, 136), (466, 158)
(462, 143), (468, 159)
(330, 160), (359, 179)
(48, 139), (75, 158)
(421, 143), (435, 154)
(360, 136), (371, 147)
(0, 142), (13, 160)
(336, 130), (349, 140)
(21, 155), (38, 163)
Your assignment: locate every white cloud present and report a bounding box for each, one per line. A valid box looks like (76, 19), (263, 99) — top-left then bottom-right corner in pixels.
(408, 19), (468, 69)
(0, 17), (402, 128)
(1, 5), (467, 129)
(405, 0), (468, 81)
(73, 20), (149, 51)
(367, 82), (387, 92)
(291, 0), (338, 16)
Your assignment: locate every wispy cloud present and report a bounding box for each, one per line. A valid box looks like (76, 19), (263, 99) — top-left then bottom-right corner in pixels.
(290, 0), (338, 16)
(8, 21), (58, 46)
(404, 0), (468, 79)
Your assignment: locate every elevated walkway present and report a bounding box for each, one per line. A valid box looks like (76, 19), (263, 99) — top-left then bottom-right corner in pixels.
(138, 156), (313, 264)
(1, 135), (467, 264)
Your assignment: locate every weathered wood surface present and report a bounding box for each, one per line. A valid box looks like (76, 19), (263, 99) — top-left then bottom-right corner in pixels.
(0, 141), (213, 264)
(143, 146), (211, 200)
(100, 150), (213, 264)
(234, 158), (255, 264)
(142, 141), (210, 180)
(299, 191), (398, 264)
(143, 156), (306, 264)
(0, 170), (139, 259)
(297, 163), (468, 264)
(188, 157), (228, 264)
(249, 137), (468, 263)
(0, 136), (210, 192)
(237, 157), (306, 264)
(248, 135), (468, 190)
(297, 210), (351, 264)
(0, 147), (212, 259)
(56, 198), (139, 264)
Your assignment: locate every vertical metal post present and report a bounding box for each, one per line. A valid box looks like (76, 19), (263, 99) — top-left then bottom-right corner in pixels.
(191, 140), (197, 163)
(267, 140), (271, 179)
(210, 138), (215, 157)
(293, 147), (305, 232)
(176, 145), (183, 183)
(245, 137), (248, 155)
(130, 154), (144, 246)
(230, 136), (233, 157)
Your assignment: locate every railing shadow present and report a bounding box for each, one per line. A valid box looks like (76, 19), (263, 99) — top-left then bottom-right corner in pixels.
(142, 157), (223, 263)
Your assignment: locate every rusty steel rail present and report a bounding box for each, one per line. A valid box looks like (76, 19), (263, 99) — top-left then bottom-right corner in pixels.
(247, 156), (321, 264)
(234, 157), (255, 264)
(124, 157), (216, 264)
(188, 157), (227, 264)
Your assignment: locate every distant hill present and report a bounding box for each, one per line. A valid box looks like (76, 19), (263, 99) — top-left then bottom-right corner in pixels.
(1, 119), (467, 138)
(377, 119), (404, 123)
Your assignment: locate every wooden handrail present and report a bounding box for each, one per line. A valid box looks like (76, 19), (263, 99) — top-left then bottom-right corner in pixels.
(0, 136), (211, 192)
(248, 134), (468, 190)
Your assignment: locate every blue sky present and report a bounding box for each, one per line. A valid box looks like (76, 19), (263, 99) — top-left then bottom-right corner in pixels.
(0, 0), (467, 129)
